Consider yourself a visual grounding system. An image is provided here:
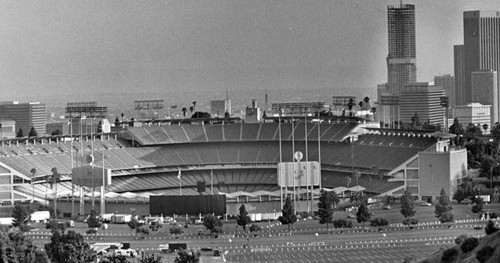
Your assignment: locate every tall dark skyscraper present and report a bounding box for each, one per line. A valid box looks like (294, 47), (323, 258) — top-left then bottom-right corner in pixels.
(459, 11), (500, 105)
(454, 45), (465, 105)
(387, 4), (417, 94)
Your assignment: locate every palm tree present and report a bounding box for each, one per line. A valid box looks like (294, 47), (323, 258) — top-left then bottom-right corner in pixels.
(347, 99), (355, 116)
(181, 107), (187, 117)
(51, 167), (61, 218)
(189, 106), (194, 113)
(483, 124), (489, 133)
(358, 101), (364, 109)
(364, 96), (370, 104)
(30, 168), (37, 202)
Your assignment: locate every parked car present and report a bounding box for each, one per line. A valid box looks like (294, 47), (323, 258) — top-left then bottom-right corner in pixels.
(421, 202), (432, 206)
(382, 205), (391, 210)
(347, 214), (355, 219)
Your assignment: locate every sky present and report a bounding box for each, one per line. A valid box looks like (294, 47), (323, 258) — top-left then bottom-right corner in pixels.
(1, 0), (500, 104)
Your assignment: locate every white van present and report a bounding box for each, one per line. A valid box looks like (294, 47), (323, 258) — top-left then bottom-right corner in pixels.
(30, 211), (50, 223)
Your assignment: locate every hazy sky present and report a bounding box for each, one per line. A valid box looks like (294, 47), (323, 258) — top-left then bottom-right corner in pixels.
(1, 0), (500, 101)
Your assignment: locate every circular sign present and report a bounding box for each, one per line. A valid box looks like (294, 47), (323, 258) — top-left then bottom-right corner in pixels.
(294, 151), (303, 161)
(86, 154), (94, 164)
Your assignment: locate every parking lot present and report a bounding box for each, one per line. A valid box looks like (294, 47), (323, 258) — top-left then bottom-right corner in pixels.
(27, 203), (499, 263)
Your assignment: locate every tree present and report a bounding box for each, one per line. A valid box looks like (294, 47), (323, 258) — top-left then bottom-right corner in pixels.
(181, 107), (187, 117)
(278, 197), (297, 233)
(51, 129), (62, 136)
(44, 230), (96, 263)
(202, 214), (223, 236)
(356, 199), (371, 227)
(317, 190), (338, 232)
(140, 253), (163, 263)
(0, 226), (49, 263)
(12, 204), (30, 229)
(400, 188), (416, 219)
(435, 188), (454, 223)
(471, 197), (484, 215)
(28, 127), (38, 137)
(174, 249), (200, 263)
(114, 117), (120, 127)
(87, 209), (102, 229)
(236, 204), (251, 233)
(17, 128), (24, 138)
(100, 254), (129, 263)
(465, 123), (482, 138)
(127, 216), (148, 239)
(482, 124), (489, 133)
(480, 156), (497, 178)
(491, 123), (500, 141)
(411, 112), (420, 128)
(453, 182), (475, 203)
(347, 98), (355, 116)
(97, 121), (102, 133)
(449, 118), (464, 135)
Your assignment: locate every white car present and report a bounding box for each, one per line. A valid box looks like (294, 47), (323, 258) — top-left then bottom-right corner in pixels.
(421, 202), (432, 206)
(115, 249), (137, 258)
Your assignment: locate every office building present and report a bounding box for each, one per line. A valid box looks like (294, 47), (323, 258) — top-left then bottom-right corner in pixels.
(454, 45), (466, 106)
(459, 11), (500, 105)
(399, 83), (445, 126)
(0, 120), (16, 139)
(0, 102), (47, 136)
(453, 103), (491, 133)
(434, 74), (455, 116)
(210, 99), (231, 118)
(245, 99), (261, 123)
(471, 70), (499, 127)
(387, 4), (417, 94)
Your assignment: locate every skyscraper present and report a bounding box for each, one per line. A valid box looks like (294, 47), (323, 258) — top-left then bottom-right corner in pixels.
(399, 83), (445, 126)
(387, 4), (417, 94)
(471, 70), (498, 127)
(454, 45), (465, 105)
(434, 74), (455, 117)
(460, 11), (500, 105)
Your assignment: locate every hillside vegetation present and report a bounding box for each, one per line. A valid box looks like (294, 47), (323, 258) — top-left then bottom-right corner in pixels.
(413, 228), (500, 263)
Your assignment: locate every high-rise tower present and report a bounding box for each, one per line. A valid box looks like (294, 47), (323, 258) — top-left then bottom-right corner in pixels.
(387, 4), (417, 94)
(460, 11), (500, 105)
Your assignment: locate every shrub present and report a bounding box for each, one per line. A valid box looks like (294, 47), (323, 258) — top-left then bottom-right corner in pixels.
(249, 224), (262, 233)
(441, 247), (459, 263)
(491, 212), (499, 219)
(402, 218), (419, 225)
(476, 246), (495, 263)
(19, 224), (31, 233)
(333, 219), (353, 228)
(86, 228), (97, 235)
(485, 220), (499, 235)
(460, 237), (479, 253)
(369, 218), (388, 227)
(170, 227), (183, 235)
(438, 213), (454, 223)
(454, 234), (468, 245)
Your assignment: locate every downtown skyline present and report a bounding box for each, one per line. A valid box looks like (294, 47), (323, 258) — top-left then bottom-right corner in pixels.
(1, 0), (500, 105)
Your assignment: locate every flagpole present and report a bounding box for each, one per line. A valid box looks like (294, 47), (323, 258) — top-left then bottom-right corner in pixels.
(100, 129), (105, 216)
(178, 170), (182, 196)
(70, 121), (75, 218)
(291, 107), (296, 213)
(279, 108), (283, 209)
(318, 114), (321, 190)
(304, 109), (309, 215)
(79, 117), (84, 215)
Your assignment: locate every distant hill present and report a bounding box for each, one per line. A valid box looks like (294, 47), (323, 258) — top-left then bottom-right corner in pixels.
(412, 227), (500, 263)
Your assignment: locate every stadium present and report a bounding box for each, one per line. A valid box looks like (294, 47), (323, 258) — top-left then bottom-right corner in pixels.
(0, 118), (467, 217)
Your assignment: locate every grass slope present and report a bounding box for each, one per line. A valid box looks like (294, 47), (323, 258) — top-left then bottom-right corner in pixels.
(413, 228), (500, 263)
